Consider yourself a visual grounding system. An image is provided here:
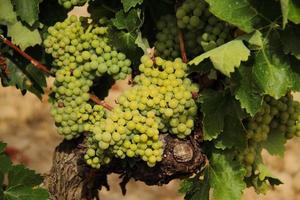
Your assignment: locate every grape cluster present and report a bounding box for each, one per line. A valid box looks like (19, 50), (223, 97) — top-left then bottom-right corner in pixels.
(176, 0), (232, 52)
(196, 13), (231, 52)
(58, 0), (87, 9)
(240, 94), (300, 177)
(84, 55), (199, 169)
(44, 15), (132, 139)
(154, 15), (180, 60)
(176, 0), (206, 30)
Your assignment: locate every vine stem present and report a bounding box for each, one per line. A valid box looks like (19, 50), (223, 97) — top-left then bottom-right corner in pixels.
(178, 30), (187, 63)
(0, 34), (51, 74)
(90, 94), (113, 111)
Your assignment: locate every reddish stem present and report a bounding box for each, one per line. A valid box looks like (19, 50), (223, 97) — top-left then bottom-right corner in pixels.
(0, 34), (51, 74)
(178, 30), (187, 63)
(90, 94), (113, 111)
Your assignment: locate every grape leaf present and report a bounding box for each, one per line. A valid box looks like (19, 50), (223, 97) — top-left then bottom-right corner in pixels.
(214, 115), (247, 150)
(252, 41), (294, 99)
(0, 142), (6, 153)
(238, 30), (263, 50)
(234, 65), (263, 116)
(112, 9), (143, 32)
(0, 187), (3, 200)
(280, 26), (300, 59)
(257, 162), (274, 181)
(109, 29), (143, 65)
(8, 165), (43, 188)
(179, 174), (210, 200)
(5, 58), (45, 98)
(199, 91), (227, 140)
(209, 152), (246, 200)
(280, 0), (289, 28)
(7, 21), (41, 50)
(135, 32), (150, 54)
(204, 0), (261, 33)
(13, 0), (39, 26)
(0, 142), (12, 174)
(0, 0), (17, 25)
(189, 40), (250, 77)
(121, 0), (143, 12)
(288, 0), (300, 24)
(0, 155), (12, 174)
(262, 129), (286, 157)
(199, 90), (244, 141)
(4, 186), (48, 200)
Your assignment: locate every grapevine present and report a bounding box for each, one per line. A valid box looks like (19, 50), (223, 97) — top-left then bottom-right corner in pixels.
(0, 0), (300, 200)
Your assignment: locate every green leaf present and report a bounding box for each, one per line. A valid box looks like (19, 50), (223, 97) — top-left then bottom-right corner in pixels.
(180, 174), (210, 200)
(26, 64), (47, 88)
(13, 0), (39, 26)
(214, 115), (247, 150)
(239, 30), (263, 49)
(199, 90), (244, 141)
(280, 0), (289, 28)
(200, 91), (227, 140)
(0, 142), (6, 153)
(205, 0), (261, 33)
(8, 165), (43, 188)
(112, 9), (143, 32)
(7, 21), (42, 50)
(0, 154), (12, 174)
(5, 58), (45, 98)
(234, 65), (263, 116)
(262, 129), (286, 157)
(4, 186), (48, 200)
(257, 162), (274, 181)
(209, 152), (246, 200)
(288, 0), (300, 24)
(0, 0), (17, 25)
(135, 32), (150, 54)
(0, 187), (3, 199)
(109, 29), (143, 65)
(252, 41), (294, 99)
(121, 0), (143, 12)
(280, 26), (300, 59)
(189, 40), (250, 77)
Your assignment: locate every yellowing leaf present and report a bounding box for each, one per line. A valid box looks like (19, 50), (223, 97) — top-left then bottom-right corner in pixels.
(7, 21), (41, 50)
(0, 0), (17, 25)
(189, 40), (250, 77)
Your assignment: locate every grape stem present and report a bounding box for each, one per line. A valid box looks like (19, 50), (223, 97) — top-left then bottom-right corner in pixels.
(178, 30), (187, 63)
(0, 34), (51, 75)
(90, 94), (113, 111)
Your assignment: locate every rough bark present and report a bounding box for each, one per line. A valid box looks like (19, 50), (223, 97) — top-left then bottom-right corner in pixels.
(44, 132), (206, 200)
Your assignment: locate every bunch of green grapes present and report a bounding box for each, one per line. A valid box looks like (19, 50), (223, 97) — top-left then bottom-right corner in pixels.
(84, 55), (199, 169)
(154, 15), (180, 60)
(44, 15), (132, 139)
(196, 12), (232, 52)
(240, 94), (300, 177)
(58, 0), (87, 9)
(176, 0), (206, 30)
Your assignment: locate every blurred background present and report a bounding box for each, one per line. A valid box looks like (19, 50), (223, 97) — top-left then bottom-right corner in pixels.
(1, 6), (300, 200)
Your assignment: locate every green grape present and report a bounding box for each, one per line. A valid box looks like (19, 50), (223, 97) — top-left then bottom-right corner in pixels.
(176, 0), (206, 30)
(154, 15), (180, 60)
(44, 16), (132, 140)
(84, 55), (199, 169)
(58, 0), (87, 9)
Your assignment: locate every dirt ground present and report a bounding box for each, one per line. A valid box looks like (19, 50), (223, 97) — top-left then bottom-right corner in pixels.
(0, 84), (300, 200)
